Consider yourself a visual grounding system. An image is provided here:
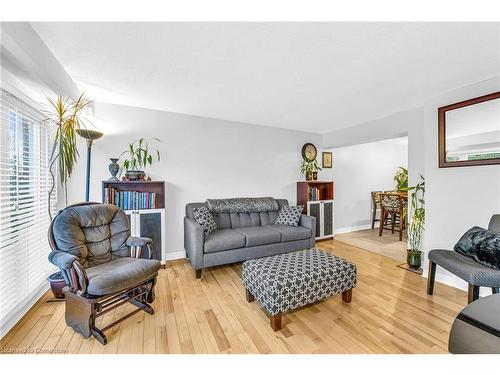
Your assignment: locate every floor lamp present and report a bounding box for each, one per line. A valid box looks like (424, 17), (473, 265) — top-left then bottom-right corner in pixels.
(76, 129), (104, 202)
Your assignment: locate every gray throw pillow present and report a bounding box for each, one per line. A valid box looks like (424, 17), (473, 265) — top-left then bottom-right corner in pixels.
(193, 206), (217, 237)
(275, 205), (303, 227)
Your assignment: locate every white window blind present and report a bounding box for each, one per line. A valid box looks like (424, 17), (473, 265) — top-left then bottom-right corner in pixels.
(0, 88), (57, 336)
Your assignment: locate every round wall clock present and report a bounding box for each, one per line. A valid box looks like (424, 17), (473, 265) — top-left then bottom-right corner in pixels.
(301, 143), (317, 161)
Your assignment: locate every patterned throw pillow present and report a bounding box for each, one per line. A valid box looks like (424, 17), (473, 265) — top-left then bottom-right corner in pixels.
(193, 206), (217, 237)
(275, 205), (303, 227)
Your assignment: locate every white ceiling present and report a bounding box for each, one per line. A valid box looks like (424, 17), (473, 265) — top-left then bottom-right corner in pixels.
(31, 22), (500, 134)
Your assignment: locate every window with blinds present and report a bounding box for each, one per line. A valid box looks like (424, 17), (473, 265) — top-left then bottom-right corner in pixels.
(0, 88), (57, 336)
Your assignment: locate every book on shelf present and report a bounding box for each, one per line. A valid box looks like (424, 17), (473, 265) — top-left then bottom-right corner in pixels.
(103, 187), (157, 210)
(309, 187), (320, 201)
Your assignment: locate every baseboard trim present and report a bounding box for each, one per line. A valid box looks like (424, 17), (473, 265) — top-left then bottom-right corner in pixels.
(164, 250), (186, 262)
(334, 224), (373, 235)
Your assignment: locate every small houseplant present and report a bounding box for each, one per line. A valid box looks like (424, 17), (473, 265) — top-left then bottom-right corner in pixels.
(46, 93), (92, 219)
(394, 166), (408, 191)
(405, 175), (425, 269)
(300, 158), (321, 180)
(120, 137), (161, 180)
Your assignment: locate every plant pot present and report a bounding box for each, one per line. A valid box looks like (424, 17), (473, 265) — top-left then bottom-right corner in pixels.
(312, 172), (318, 180)
(125, 170), (145, 181)
(406, 250), (422, 269)
(48, 272), (66, 299)
(306, 171), (313, 181)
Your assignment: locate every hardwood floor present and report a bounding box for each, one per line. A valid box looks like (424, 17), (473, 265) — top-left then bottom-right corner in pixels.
(0, 240), (467, 354)
(335, 228), (407, 261)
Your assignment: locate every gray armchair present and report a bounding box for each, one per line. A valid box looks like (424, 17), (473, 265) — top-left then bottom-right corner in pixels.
(427, 215), (500, 304)
(48, 202), (161, 345)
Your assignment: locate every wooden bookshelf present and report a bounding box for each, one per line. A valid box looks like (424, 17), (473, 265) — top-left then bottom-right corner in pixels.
(297, 181), (334, 212)
(102, 180), (165, 209)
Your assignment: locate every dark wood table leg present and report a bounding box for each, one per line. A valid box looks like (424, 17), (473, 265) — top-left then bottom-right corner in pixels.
(270, 313), (282, 331)
(342, 288), (352, 303)
(246, 289), (255, 303)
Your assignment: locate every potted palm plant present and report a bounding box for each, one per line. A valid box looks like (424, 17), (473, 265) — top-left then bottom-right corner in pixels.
(120, 138), (161, 180)
(406, 175), (425, 269)
(394, 166), (408, 191)
(46, 93), (92, 219)
(300, 159), (321, 180)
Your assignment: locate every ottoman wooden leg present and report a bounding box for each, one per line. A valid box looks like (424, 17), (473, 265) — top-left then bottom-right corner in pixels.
(342, 288), (353, 303)
(246, 289), (255, 303)
(270, 313), (282, 331)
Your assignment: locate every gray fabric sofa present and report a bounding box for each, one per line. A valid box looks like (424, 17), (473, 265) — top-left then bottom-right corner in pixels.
(184, 198), (316, 278)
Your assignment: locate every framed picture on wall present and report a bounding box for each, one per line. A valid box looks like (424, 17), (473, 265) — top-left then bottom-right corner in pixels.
(322, 152), (332, 168)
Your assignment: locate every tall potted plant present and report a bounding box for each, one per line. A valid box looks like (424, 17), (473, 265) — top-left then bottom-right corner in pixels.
(300, 159), (321, 180)
(45, 93), (92, 219)
(406, 175), (425, 269)
(120, 138), (161, 180)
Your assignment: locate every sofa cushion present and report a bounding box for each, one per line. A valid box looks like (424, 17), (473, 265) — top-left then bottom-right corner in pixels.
(86, 257), (161, 295)
(265, 224), (312, 242)
(235, 226), (282, 247)
(230, 212), (262, 228)
(204, 229), (246, 253)
(259, 211), (280, 225)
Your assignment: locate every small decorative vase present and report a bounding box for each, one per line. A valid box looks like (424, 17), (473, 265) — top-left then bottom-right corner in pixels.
(406, 250), (422, 269)
(312, 172), (318, 180)
(306, 171), (313, 181)
(108, 158), (120, 181)
(48, 272), (66, 299)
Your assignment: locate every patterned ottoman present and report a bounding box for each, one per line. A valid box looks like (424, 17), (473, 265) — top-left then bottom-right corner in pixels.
(242, 248), (357, 331)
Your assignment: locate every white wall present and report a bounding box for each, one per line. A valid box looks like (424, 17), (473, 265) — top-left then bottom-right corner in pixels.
(65, 102), (321, 259)
(322, 107), (424, 187)
(423, 76), (500, 294)
(322, 108), (421, 149)
(321, 140), (408, 233)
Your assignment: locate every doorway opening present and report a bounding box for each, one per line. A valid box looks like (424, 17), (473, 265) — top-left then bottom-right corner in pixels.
(325, 136), (409, 261)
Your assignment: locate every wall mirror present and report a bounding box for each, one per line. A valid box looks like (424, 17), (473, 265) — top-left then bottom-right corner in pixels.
(438, 91), (500, 168)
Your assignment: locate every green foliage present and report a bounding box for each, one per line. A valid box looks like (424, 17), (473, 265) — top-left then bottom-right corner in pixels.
(45, 93), (92, 213)
(394, 166), (408, 190)
(405, 175), (425, 254)
(300, 158), (321, 175)
(120, 138), (161, 173)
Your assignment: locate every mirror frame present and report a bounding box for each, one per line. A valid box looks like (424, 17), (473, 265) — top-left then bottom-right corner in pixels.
(438, 91), (500, 168)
